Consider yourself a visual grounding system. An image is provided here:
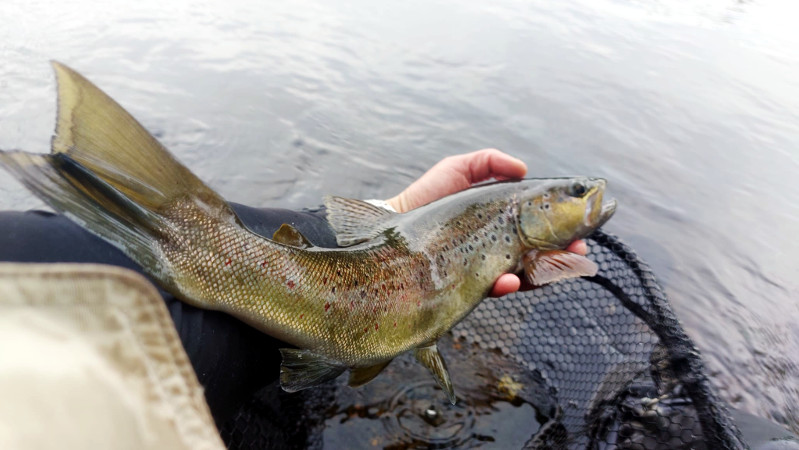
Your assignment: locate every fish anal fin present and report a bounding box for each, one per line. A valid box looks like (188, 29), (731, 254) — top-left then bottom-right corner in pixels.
(348, 360), (392, 387)
(414, 342), (456, 405)
(272, 223), (313, 248)
(324, 196), (396, 246)
(523, 250), (598, 286)
(279, 348), (346, 392)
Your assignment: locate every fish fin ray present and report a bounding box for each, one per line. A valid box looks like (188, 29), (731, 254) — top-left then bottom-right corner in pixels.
(414, 342), (456, 405)
(0, 151), (165, 271)
(272, 223), (313, 249)
(279, 348), (346, 392)
(48, 61), (240, 225)
(348, 360), (392, 387)
(523, 250), (598, 286)
(324, 196), (396, 246)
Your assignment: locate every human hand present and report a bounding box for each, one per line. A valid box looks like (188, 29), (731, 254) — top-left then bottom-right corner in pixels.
(387, 149), (588, 298)
(387, 149), (528, 213)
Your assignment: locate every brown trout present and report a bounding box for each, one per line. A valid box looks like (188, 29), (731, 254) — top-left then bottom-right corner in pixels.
(0, 63), (615, 403)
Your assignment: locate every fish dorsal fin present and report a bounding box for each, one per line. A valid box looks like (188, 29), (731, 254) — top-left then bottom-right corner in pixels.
(348, 360), (392, 387)
(523, 250), (598, 286)
(414, 342), (456, 405)
(49, 61), (238, 224)
(279, 348), (346, 392)
(272, 223), (312, 248)
(324, 196), (396, 246)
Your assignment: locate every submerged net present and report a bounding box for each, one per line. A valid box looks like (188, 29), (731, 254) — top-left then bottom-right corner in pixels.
(221, 231), (748, 449)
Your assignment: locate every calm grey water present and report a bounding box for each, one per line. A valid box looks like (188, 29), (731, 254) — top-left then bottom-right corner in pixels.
(1, 0), (797, 435)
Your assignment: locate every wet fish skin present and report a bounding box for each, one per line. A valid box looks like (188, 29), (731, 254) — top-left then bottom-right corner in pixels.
(0, 62), (616, 400)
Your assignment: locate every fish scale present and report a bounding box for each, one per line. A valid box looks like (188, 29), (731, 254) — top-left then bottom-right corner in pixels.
(160, 197), (522, 367)
(0, 62), (615, 401)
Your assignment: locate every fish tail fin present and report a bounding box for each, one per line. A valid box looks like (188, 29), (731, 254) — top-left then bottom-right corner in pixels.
(48, 61), (236, 220)
(0, 150), (167, 271)
(0, 62), (242, 281)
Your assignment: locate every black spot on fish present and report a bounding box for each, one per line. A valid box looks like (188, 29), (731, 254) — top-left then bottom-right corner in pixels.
(506, 254), (511, 260)
(544, 203), (551, 210)
(498, 217), (504, 225)
(354, 280), (359, 287)
(504, 235), (511, 243)
(477, 213), (483, 219)
(468, 244), (474, 251)
(481, 254), (486, 260)
(491, 234), (498, 242)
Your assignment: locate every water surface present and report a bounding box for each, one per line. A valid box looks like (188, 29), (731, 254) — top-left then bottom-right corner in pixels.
(1, 0), (797, 435)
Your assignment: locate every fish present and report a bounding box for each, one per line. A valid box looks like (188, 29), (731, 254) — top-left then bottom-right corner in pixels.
(0, 62), (616, 403)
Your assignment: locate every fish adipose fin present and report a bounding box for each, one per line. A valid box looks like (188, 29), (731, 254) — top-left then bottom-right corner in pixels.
(523, 249), (598, 286)
(348, 360), (392, 387)
(279, 348), (347, 392)
(414, 342), (456, 405)
(324, 196), (396, 246)
(272, 223), (313, 248)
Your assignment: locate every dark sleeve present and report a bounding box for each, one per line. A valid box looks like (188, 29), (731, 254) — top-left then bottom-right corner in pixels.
(0, 203), (337, 428)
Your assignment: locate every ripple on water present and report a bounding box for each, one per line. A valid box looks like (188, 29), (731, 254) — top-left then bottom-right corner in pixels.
(320, 335), (557, 449)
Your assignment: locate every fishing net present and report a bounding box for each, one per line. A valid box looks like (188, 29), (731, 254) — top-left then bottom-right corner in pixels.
(220, 230), (749, 449)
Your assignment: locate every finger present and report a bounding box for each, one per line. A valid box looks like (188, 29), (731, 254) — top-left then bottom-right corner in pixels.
(489, 273), (521, 297)
(566, 240), (588, 256)
(462, 149), (527, 184)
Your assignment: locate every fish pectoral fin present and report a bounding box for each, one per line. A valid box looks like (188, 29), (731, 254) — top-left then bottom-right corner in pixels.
(272, 223), (313, 248)
(324, 196), (397, 246)
(279, 348), (346, 392)
(348, 360), (393, 387)
(523, 249), (598, 286)
(414, 342), (456, 405)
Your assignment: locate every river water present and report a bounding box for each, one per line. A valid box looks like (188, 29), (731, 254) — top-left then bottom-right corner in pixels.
(1, 0), (797, 437)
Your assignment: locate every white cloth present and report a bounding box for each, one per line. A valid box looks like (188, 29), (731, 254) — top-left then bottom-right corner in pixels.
(0, 263), (224, 450)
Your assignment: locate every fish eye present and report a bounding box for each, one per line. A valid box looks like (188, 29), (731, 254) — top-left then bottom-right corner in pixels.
(569, 181), (587, 197)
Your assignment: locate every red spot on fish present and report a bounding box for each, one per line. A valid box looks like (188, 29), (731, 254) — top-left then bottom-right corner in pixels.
(261, 261), (267, 268)
(323, 277), (328, 285)
(393, 321), (397, 328)
(375, 323), (379, 330)
(287, 280), (295, 289)
(417, 301), (421, 307)
(300, 314), (304, 319)
(363, 327), (368, 333)
(225, 258), (231, 266)
(381, 283), (386, 291)
(350, 301), (354, 310)
(324, 302), (331, 312)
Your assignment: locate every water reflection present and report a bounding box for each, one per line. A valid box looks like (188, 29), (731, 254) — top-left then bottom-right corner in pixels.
(0, 0), (797, 434)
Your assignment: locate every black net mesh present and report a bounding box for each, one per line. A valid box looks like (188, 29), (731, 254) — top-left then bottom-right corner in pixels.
(221, 231), (748, 449)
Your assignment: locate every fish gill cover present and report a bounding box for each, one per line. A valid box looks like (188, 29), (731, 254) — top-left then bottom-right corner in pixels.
(221, 230), (747, 449)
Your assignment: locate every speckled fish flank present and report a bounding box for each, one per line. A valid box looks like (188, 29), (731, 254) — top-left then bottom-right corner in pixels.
(0, 62), (616, 402)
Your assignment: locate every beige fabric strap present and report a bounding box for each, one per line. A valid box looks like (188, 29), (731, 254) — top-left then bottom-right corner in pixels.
(0, 263), (224, 450)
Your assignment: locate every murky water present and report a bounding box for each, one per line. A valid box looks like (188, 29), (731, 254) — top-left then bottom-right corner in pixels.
(1, 0), (797, 438)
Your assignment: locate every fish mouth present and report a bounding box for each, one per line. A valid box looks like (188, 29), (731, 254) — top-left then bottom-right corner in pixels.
(583, 179), (616, 229)
(596, 198), (617, 228)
